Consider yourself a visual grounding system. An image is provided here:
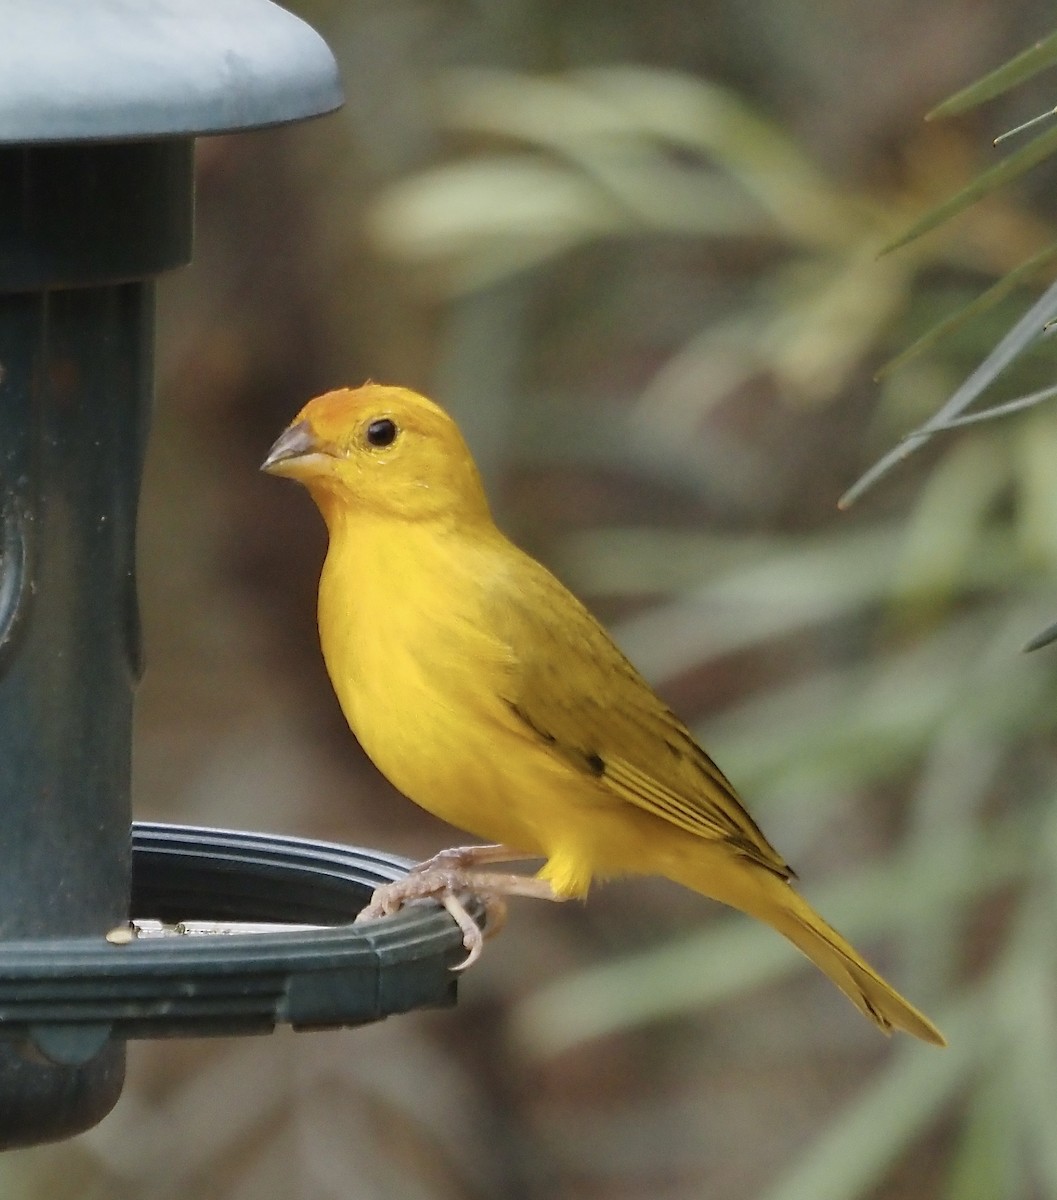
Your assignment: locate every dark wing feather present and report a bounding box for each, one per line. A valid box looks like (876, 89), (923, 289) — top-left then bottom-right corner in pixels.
(491, 545), (792, 880)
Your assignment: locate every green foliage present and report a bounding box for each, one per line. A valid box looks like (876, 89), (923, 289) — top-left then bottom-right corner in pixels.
(877, 240), (1057, 379)
(927, 31), (1057, 119)
(364, 34), (1057, 1200)
(847, 29), (1057, 510)
(881, 122), (1057, 257)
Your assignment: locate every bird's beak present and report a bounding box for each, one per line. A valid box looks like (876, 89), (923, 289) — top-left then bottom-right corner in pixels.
(261, 420), (333, 478)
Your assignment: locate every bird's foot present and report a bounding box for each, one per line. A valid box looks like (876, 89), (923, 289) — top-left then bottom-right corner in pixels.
(355, 867), (562, 970)
(407, 843), (534, 874)
(354, 867), (504, 969)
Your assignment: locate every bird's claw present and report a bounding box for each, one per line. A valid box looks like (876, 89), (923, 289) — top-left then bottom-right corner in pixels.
(441, 892), (485, 970)
(354, 867), (505, 970)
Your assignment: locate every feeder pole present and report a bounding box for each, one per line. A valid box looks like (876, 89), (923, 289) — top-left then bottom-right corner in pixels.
(0, 0), (341, 1147)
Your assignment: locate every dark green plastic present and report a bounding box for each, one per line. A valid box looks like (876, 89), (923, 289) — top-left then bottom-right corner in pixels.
(0, 142), (189, 1147)
(0, 142), (195, 291)
(0, 824), (476, 1063)
(0, 0), (343, 1151)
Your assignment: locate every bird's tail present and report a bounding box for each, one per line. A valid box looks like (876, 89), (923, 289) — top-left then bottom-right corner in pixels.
(675, 854), (945, 1045)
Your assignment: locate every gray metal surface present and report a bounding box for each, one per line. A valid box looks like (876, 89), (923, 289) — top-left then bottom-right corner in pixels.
(1, 0), (343, 143)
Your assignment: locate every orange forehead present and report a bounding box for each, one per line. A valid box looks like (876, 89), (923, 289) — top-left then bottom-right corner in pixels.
(294, 383), (449, 442)
(295, 387), (361, 439)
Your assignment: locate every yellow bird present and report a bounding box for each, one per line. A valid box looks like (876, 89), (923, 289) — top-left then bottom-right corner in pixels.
(262, 383), (944, 1045)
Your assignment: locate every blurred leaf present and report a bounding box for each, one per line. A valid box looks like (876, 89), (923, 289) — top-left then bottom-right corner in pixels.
(438, 67), (825, 241)
(943, 1065), (1020, 1200)
(877, 240), (1057, 378)
(605, 531), (1022, 700)
(559, 148), (769, 236)
(1012, 953), (1057, 1195)
(881, 121), (1057, 257)
(442, 66), (858, 247)
(1013, 413), (1057, 565)
(764, 251), (909, 402)
(605, 527), (903, 680)
(700, 609), (1054, 835)
(366, 155), (629, 290)
(757, 995), (984, 1200)
(1000, 812), (1057, 1190)
(901, 720), (1002, 996)
(555, 527), (787, 592)
(442, 67), (653, 145)
(574, 65), (855, 245)
(890, 435), (1007, 609)
(927, 31), (1057, 119)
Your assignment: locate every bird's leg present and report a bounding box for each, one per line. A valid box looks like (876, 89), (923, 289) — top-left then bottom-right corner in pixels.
(390, 843), (542, 968)
(407, 843), (538, 874)
(355, 867), (564, 970)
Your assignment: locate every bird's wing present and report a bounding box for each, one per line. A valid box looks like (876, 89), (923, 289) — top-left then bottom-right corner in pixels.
(491, 548), (792, 880)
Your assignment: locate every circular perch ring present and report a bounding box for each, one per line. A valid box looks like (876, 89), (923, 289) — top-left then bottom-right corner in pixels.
(0, 823), (483, 1065)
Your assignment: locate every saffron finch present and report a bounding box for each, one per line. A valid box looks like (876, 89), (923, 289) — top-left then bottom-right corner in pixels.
(262, 384), (944, 1045)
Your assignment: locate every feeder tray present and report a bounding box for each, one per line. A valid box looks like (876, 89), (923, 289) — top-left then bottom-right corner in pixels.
(0, 823), (480, 1067)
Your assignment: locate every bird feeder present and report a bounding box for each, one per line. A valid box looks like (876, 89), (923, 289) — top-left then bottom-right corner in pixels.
(0, 0), (476, 1151)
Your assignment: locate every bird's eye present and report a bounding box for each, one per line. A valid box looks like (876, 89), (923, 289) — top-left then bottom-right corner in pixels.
(365, 418), (398, 448)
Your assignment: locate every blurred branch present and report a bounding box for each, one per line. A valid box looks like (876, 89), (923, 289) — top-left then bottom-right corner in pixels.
(875, 239), (1057, 378)
(839, 280), (1057, 509)
(927, 30), (1057, 119)
(880, 121), (1057, 256)
(1022, 616), (1057, 651)
(917, 380), (1057, 432)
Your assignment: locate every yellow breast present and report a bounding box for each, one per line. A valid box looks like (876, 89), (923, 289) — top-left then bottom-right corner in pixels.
(316, 513), (550, 851)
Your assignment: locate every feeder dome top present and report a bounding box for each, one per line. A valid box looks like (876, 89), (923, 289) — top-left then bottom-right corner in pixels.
(2, 0), (343, 144)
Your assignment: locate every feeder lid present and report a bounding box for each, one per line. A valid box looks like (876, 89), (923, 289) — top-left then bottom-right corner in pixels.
(1, 0), (343, 145)
(0, 824), (482, 1066)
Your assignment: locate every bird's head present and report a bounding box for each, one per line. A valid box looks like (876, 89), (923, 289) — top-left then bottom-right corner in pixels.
(261, 384), (492, 525)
